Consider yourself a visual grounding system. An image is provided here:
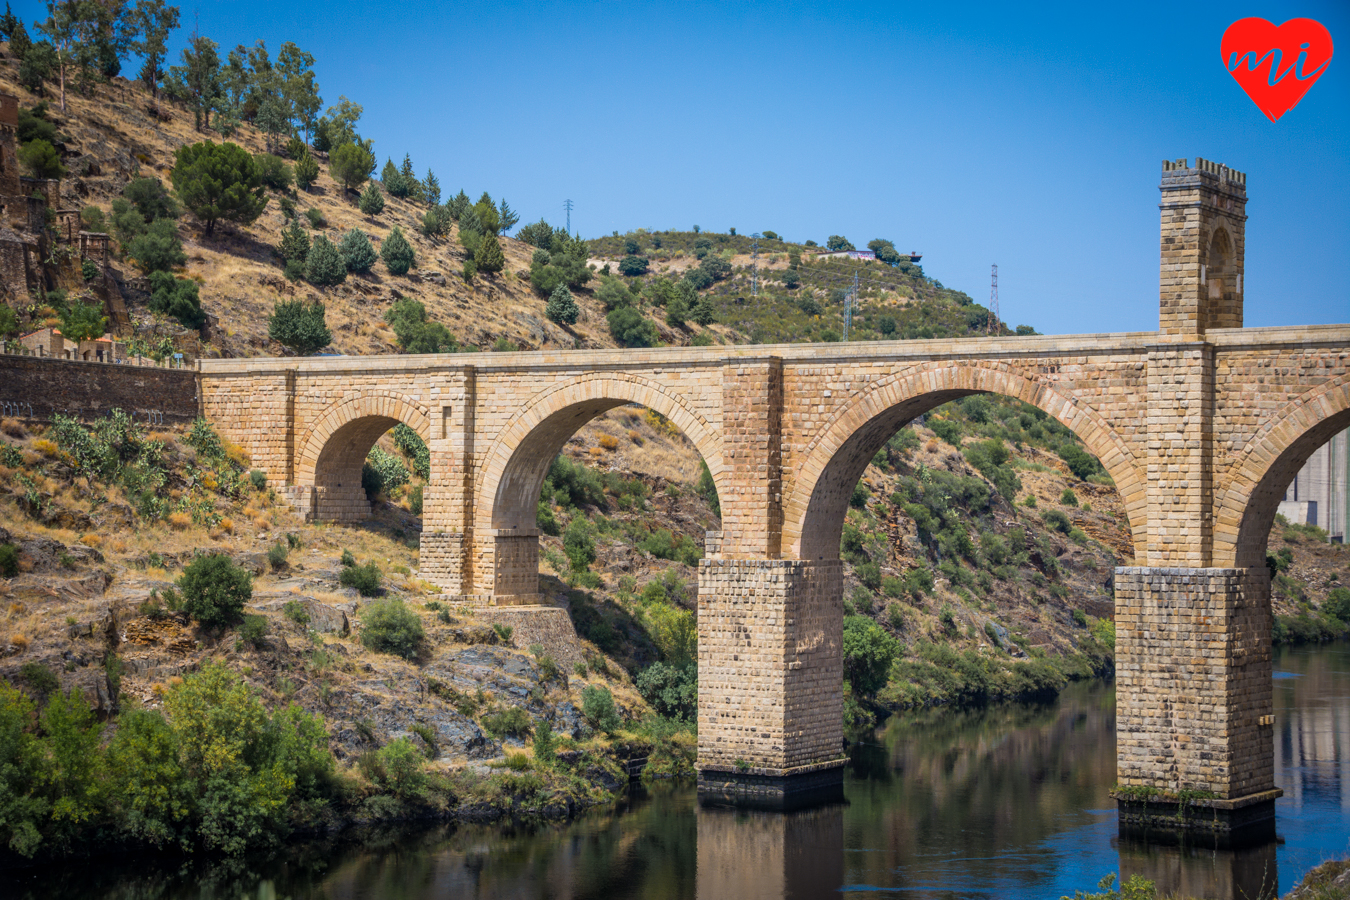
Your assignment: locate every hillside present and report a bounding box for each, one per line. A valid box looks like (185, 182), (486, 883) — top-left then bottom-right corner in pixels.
(1, 23), (1348, 864)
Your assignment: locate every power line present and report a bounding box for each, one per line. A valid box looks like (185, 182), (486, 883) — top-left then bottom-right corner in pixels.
(843, 271), (859, 341)
(563, 199), (573, 235)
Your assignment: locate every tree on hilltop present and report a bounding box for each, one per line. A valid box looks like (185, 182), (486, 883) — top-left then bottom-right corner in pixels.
(826, 235), (855, 252)
(164, 31), (222, 131)
(422, 170), (441, 206)
(277, 220), (310, 265)
(170, 141), (267, 236)
(380, 158), (407, 198)
(330, 141), (375, 193)
(497, 198), (519, 233)
(131, 0), (180, 116)
(475, 231), (505, 275)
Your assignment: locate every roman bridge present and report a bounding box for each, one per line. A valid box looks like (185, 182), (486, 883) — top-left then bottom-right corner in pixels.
(200, 159), (1349, 827)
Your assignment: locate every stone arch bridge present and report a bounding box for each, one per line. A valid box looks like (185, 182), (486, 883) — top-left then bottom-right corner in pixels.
(201, 160), (1348, 829)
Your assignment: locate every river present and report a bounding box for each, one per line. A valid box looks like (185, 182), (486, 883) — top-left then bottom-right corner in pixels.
(8, 642), (1349, 900)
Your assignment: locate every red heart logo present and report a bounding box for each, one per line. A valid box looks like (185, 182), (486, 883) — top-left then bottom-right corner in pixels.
(1222, 18), (1334, 121)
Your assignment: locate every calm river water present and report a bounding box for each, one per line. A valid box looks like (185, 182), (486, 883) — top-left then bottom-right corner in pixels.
(9, 642), (1350, 900)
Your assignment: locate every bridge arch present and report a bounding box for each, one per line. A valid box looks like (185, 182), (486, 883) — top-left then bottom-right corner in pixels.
(294, 391), (432, 523)
(476, 373), (726, 535)
(783, 363), (1146, 562)
(1219, 372), (1350, 568)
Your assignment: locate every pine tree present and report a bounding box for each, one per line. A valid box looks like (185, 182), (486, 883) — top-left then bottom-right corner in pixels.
(691, 295), (717, 325)
(380, 158), (406, 198)
(8, 17), (29, 61)
(0, 4), (18, 41)
(277, 219), (310, 263)
(294, 151), (319, 191)
(305, 234), (347, 286)
(381, 226), (414, 276)
(448, 190), (470, 221)
(422, 169), (441, 206)
(476, 231), (505, 275)
(339, 228), (377, 273)
(498, 198), (520, 234)
(358, 180), (384, 216)
(400, 153), (415, 183)
(268, 299), (332, 355)
(545, 284), (579, 326)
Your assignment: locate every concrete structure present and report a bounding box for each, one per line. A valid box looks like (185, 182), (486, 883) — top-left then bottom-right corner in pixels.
(1277, 428), (1348, 542)
(199, 159), (1350, 832)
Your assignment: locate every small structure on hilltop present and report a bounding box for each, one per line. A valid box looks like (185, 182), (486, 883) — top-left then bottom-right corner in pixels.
(0, 91), (127, 332)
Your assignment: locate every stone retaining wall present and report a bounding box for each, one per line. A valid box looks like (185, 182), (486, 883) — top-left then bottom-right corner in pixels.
(0, 354), (198, 423)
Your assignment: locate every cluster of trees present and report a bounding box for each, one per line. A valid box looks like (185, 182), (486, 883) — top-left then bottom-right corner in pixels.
(276, 219), (410, 285)
(267, 299), (331, 355)
(524, 219), (591, 304)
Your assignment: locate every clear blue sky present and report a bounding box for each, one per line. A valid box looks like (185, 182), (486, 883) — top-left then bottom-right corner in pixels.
(16, 0), (1350, 335)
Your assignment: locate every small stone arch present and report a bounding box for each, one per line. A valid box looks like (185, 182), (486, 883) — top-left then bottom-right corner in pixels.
(293, 391), (432, 523)
(475, 373), (726, 535)
(1218, 372), (1350, 567)
(783, 363), (1145, 561)
(1205, 226), (1240, 330)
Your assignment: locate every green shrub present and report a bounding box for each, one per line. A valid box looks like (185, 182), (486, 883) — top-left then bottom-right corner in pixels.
(340, 549), (356, 568)
(267, 543), (289, 569)
(607, 306), (659, 348)
(361, 445), (409, 499)
(903, 567), (933, 597)
(0, 543), (17, 578)
(237, 614), (268, 648)
(19, 661), (58, 697)
(361, 738), (427, 801)
(249, 469), (267, 490)
(359, 597), (423, 658)
(1071, 608), (1088, 628)
(282, 600), (310, 626)
(178, 554), (252, 629)
(636, 661), (696, 721)
(1060, 488), (1078, 506)
(341, 561), (382, 597)
(1326, 587), (1350, 623)
(563, 519), (596, 572)
(409, 485), (423, 516)
(842, 615), (899, 696)
(581, 684), (621, 734)
(532, 718), (556, 766)
(480, 705), (531, 739)
(1041, 509), (1072, 534)
(492, 623), (514, 644)
(537, 501), (559, 536)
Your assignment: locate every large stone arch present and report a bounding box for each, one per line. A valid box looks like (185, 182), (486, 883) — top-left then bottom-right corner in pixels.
(1218, 372), (1350, 567)
(293, 391), (432, 523)
(783, 363), (1145, 561)
(475, 373), (725, 534)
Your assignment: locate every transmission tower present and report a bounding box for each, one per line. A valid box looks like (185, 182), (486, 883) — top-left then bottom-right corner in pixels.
(843, 271), (859, 341)
(988, 264), (999, 335)
(750, 233), (761, 296)
(563, 199), (574, 234)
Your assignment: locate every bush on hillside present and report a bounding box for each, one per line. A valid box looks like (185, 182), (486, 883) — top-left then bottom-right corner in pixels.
(341, 561), (383, 598)
(545, 284), (579, 325)
(148, 271), (206, 329)
(178, 554), (252, 629)
(607, 306), (659, 348)
(381, 226), (414, 276)
(581, 684), (621, 734)
(359, 596), (423, 658)
(305, 235), (347, 286)
(358, 180), (384, 216)
(338, 228), (378, 273)
(252, 153), (293, 191)
(126, 218), (187, 274)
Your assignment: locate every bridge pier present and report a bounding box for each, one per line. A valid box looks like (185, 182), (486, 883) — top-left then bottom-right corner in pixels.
(695, 558), (846, 810)
(1114, 566), (1280, 843)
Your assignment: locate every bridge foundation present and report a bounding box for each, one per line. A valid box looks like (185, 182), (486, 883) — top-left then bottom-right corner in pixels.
(1114, 566), (1280, 841)
(695, 559), (846, 809)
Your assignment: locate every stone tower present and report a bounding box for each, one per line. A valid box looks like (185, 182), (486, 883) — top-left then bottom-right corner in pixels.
(1158, 158), (1247, 337)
